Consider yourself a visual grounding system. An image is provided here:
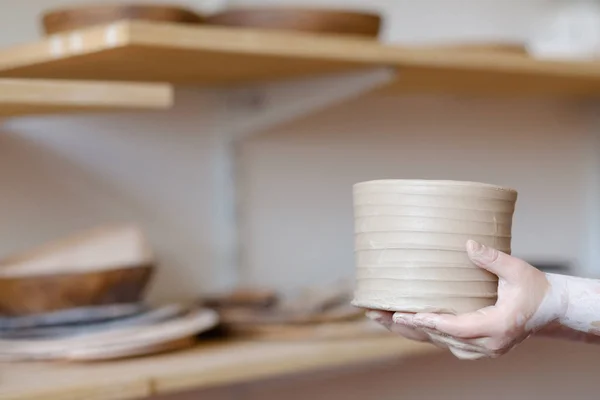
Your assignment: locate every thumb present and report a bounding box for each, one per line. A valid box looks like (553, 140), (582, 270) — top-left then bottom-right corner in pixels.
(466, 240), (524, 282)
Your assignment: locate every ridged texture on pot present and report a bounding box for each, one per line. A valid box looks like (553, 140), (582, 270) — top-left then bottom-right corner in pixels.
(352, 180), (517, 314)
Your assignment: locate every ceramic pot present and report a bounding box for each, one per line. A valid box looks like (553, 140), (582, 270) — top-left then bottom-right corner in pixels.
(351, 179), (517, 314)
(526, 0), (600, 60)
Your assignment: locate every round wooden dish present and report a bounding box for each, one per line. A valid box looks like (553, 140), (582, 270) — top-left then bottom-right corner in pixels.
(0, 264), (154, 317)
(205, 7), (382, 37)
(41, 3), (204, 35)
(218, 302), (363, 328)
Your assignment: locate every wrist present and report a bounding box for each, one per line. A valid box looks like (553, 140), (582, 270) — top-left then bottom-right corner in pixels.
(552, 274), (600, 333)
(526, 273), (569, 332)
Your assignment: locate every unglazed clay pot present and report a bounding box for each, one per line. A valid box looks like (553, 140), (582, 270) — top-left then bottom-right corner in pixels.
(351, 180), (517, 315)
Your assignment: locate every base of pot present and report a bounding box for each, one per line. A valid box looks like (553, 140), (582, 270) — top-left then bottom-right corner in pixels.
(352, 294), (496, 315)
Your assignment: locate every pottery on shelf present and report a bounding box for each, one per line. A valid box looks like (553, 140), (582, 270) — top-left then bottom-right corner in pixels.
(41, 4), (204, 35)
(351, 179), (517, 315)
(0, 225), (155, 316)
(526, 0), (600, 60)
(0, 304), (186, 340)
(0, 266), (154, 317)
(205, 7), (382, 38)
(0, 307), (219, 362)
(198, 288), (279, 309)
(206, 284), (373, 341)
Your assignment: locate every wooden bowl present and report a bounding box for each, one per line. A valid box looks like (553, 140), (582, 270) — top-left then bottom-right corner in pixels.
(41, 3), (204, 35)
(198, 288), (279, 309)
(0, 264), (154, 317)
(217, 302), (363, 328)
(205, 7), (382, 38)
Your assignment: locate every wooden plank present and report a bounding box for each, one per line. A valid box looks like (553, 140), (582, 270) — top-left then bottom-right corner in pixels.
(1, 21), (600, 95)
(378, 66), (600, 97)
(0, 337), (436, 400)
(1, 380), (150, 400)
(0, 21), (385, 84)
(0, 78), (172, 117)
(0, 225), (153, 276)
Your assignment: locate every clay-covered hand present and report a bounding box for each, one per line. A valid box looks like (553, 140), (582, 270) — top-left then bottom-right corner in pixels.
(365, 309), (432, 343)
(367, 240), (566, 360)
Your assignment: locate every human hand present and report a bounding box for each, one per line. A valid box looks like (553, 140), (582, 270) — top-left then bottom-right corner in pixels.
(366, 240), (567, 360)
(365, 309), (432, 343)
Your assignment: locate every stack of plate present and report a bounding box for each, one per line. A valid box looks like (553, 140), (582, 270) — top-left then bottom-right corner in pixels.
(199, 284), (383, 341)
(0, 225), (218, 361)
(0, 304), (218, 361)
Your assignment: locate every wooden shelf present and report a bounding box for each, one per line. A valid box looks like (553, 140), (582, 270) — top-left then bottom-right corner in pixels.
(0, 337), (436, 400)
(0, 78), (172, 117)
(1, 21), (600, 95)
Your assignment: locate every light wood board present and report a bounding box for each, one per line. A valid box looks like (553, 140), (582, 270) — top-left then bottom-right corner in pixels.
(0, 21), (600, 96)
(0, 225), (153, 276)
(0, 78), (172, 117)
(0, 337), (437, 400)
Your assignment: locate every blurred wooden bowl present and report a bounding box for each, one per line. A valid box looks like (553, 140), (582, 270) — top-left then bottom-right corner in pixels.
(205, 7), (382, 38)
(0, 264), (154, 317)
(41, 3), (204, 35)
(198, 287), (279, 309)
(0, 224), (155, 316)
(218, 302), (363, 327)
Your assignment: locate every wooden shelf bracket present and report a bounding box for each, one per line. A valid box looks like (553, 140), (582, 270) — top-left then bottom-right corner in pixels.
(212, 67), (395, 287)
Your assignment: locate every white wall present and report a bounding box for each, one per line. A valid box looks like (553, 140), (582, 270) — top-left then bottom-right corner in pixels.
(239, 95), (595, 290)
(1, 89), (238, 303)
(0, 0), (597, 297)
(0, 0), (549, 47)
(230, 0), (546, 45)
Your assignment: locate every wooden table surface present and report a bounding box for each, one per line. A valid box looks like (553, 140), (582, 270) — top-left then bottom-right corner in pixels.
(0, 336), (437, 400)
